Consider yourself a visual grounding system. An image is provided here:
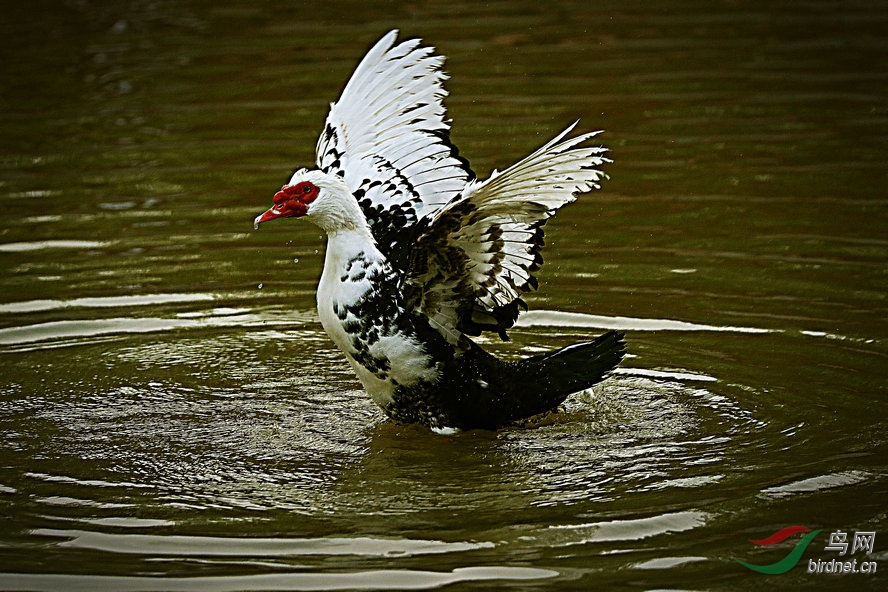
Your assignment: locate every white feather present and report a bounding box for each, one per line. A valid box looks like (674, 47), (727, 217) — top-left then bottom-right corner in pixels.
(316, 30), (470, 218)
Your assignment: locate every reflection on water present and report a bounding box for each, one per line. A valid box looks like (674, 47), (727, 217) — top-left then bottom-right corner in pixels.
(2, 0), (887, 589)
(32, 528), (494, 557)
(546, 511), (709, 545)
(518, 309), (773, 333)
(0, 567), (558, 592)
(0, 293), (215, 314)
(0, 240), (111, 252)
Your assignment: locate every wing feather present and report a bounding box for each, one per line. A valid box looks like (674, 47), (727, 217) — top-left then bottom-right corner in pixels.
(407, 123), (610, 342)
(315, 30), (473, 266)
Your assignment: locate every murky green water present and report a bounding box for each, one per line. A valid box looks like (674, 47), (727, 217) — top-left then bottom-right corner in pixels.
(1, 1), (886, 590)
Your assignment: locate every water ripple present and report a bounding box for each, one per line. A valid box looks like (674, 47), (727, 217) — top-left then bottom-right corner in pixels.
(0, 293), (215, 314)
(517, 310), (772, 333)
(0, 309), (316, 349)
(759, 470), (872, 499)
(32, 528), (493, 557)
(0, 240), (109, 252)
(547, 511), (709, 545)
(0, 567), (557, 592)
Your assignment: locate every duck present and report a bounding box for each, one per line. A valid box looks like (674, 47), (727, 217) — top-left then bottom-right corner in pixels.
(254, 30), (625, 431)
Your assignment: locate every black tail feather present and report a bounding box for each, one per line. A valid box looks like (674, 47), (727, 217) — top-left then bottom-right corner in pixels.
(532, 330), (626, 391)
(431, 330), (626, 430)
(511, 330), (626, 418)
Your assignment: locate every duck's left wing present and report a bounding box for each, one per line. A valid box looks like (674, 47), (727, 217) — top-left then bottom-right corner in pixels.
(405, 124), (610, 345)
(315, 30), (473, 270)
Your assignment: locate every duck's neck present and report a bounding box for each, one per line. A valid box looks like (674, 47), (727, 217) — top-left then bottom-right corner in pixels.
(323, 225), (380, 271)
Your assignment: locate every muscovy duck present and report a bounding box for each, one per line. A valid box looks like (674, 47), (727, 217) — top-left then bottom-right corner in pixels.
(254, 30), (626, 431)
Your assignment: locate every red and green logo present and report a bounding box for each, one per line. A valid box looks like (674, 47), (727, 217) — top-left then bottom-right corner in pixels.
(733, 526), (822, 574)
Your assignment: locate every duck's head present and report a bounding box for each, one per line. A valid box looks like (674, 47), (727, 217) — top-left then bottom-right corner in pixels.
(254, 168), (362, 233)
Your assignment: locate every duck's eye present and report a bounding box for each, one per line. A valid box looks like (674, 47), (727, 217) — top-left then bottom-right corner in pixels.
(303, 185), (312, 194)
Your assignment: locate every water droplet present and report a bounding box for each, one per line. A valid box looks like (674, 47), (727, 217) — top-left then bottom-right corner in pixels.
(257, 283), (263, 289)
(293, 258), (299, 264)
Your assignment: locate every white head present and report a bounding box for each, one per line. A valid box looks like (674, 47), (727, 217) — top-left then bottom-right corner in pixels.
(253, 168), (364, 234)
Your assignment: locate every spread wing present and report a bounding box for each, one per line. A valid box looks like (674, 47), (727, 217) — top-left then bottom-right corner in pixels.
(405, 123), (610, 345)
(315, 30), (473, 271)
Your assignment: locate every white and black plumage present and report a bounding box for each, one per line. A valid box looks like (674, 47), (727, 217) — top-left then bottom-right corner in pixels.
(254, 30), (625, 431)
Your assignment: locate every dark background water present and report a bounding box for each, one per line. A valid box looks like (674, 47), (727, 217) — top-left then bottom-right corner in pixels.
(1, 1), (886, 590)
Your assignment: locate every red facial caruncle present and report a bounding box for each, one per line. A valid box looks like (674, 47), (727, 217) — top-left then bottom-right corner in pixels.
(254, 181), (320, 228)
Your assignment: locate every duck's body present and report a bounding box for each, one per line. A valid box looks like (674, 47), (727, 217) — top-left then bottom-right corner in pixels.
(315, 220), (440, 411)
(314, 218), (624, 430)
(254, 31), (625, 430)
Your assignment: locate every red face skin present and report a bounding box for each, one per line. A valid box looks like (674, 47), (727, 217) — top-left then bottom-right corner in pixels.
(254, 181), (320, 227)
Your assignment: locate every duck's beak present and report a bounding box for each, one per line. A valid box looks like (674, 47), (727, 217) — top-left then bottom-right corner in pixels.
(254, 183), (316, 229)
(253, 207), (283, 229)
